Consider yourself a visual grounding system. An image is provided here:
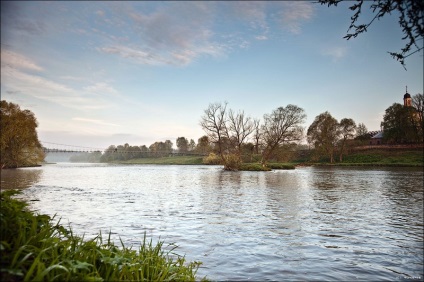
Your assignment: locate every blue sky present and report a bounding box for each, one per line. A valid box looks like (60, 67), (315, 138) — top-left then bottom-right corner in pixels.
(1, 1), (422, 150)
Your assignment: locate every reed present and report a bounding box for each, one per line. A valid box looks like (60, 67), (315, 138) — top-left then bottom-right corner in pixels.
(0, 190), (207, 281)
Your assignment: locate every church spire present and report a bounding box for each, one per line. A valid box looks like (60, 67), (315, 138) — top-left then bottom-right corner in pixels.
(403, 86), (412, 107)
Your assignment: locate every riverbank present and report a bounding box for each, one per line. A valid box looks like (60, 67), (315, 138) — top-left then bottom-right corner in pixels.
(0, 190), (206, 282)
(104, 148), (423, 169)
(308, 148), (423, 167)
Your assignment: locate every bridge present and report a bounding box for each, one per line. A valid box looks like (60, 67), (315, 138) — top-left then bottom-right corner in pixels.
(41, 141), (104, 153)
(40, 141), (208, 156)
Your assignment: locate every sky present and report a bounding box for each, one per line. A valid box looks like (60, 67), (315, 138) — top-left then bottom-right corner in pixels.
(1, 1), (423, 151)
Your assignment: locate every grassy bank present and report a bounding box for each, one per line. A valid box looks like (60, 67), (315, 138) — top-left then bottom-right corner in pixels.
(105, 148), (423, 169)
(112, 156), (204, 165)
(309, 149), (423, 167)
(0, 190), (206, 282)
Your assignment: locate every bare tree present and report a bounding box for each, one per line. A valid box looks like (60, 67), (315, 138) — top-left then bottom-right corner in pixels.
(253, 118), (262, 154)
(225, 109), (255, 157)
(261, 105), (306, 166)
(200, 102), (228, 162)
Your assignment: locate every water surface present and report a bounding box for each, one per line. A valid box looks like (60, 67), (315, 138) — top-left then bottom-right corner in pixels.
(2, 163), (423, 281)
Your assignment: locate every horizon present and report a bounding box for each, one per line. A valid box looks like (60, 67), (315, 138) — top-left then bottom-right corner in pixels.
(1, 1), (422, 149)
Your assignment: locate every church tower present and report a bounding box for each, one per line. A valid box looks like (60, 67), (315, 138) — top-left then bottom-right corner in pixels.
(403, 86), (412, 107)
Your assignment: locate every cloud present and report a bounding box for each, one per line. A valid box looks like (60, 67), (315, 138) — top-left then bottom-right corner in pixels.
(96, 2), (225, 66)
(277, 2), (314, 34)
(255, 35), (268, 41)
(322, 46), (348, 61)
(1, 49), (43, 71)
(1, 60), (114, 111)
(72, 117), (119, 127)
(83, 82), (119, 96)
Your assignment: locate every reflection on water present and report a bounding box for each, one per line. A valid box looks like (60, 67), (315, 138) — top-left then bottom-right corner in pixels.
(3, 163), (423, 281)
(1, 167), (43, 190)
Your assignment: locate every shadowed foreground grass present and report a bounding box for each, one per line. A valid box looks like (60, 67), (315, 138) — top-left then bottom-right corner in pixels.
(0, 190), (206, 281)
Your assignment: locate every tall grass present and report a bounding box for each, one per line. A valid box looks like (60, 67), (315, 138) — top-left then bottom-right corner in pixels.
(0, 190), (206, 281)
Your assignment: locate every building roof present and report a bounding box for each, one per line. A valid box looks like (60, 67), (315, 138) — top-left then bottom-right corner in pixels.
(404, 92), (411, 99)
(371, 131), (384, 139)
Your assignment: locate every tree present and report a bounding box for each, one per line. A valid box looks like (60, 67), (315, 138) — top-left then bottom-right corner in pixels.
(252, 118), (262, 154)
(200, 102), (228, 164)
(225, 109), (255, 158)
(355, 122), (368, 139)
(307, 111), (339, 163)
(0, 100), (44, 168)
(338, 118), (356, 162)
(381, 102), (422, 143)
(318, 0), (424, 68)
(196, 136), (211, 154)
(164, 140), (173, 153)
(188, 139), (196, 151)
(176, 137), (189, 153)
(412, 93), (423, 136)
(261, 105), (306, 166)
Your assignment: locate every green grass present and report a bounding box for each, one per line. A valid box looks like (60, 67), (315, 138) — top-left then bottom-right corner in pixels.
(113, 156), (204, 165)
(336, 149), (423, 167)
(0, 190), (206, 282)
(267, 163), (296, 170)
(239, 163), (271, 171)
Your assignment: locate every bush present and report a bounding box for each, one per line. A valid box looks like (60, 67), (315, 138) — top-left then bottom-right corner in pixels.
(223, 154), (242, 171)
(202, 153), (222, 165)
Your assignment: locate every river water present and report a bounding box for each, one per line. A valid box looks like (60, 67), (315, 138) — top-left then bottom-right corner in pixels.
(1, 163), (423, 281)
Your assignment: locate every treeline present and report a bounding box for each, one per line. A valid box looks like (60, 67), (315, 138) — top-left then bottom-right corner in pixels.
(79, 137), (212, 163)
(0, 101), (44, 168)
(198, 94), (423, 170)
(73, 93), (423, 169)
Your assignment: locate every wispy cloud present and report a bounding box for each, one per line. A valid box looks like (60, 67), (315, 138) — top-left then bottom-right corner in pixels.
(94, 2), (224, 66)
(83, 82), (119, 97)
(322, 46), (348, 61)
(1, 49), (43, 71)
(277, 2), (314, 34)
(72, 117), (119, 127)
(1, 51), (115, 111)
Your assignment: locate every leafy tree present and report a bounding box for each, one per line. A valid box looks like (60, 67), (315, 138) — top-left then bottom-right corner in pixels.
(0, 100), (44, 168)
(100, 145), (117, 162)
(307, 111), (339, 163)
(196, 135), (211, 154)
(355, 122), (369, 139)
(176, 137), (189, 153)
(318, 0), (424, 68)
(338, 118), (356, 161)
(164, 140), (173, 153)
(382, 102), (422, 143)
(188, 139), (196, 151)
(412, 93), (423, 136)
(261, 105), (306, 166)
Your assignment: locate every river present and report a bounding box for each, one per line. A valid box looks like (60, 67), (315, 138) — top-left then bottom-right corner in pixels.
(1, 163), (423, 281)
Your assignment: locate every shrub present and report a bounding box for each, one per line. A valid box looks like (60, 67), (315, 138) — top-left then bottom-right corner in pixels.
(223, 154), (242, 171)
(202, 153), (222, 165)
